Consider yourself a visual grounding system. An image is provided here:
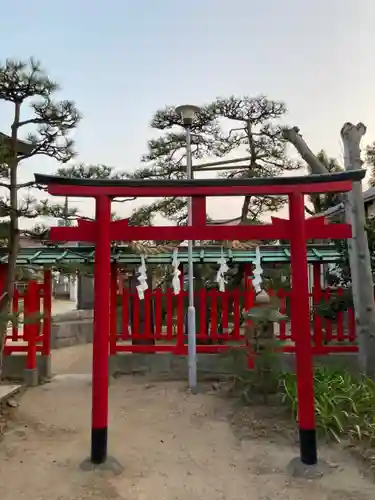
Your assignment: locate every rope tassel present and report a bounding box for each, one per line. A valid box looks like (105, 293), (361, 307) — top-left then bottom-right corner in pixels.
(136, 254), (148, 300)
(171, 249), (181, 295)
(215, 247), (229, 292)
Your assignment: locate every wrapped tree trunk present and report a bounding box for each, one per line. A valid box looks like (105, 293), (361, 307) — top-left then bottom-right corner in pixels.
(341, 123), (375, 374)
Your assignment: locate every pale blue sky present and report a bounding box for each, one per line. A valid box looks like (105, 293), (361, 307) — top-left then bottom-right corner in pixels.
(1, 0), (374, 221)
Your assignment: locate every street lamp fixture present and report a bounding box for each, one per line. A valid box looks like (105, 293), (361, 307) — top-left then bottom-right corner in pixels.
(176, 103), (201, 392)
(176, 104), (201, 127)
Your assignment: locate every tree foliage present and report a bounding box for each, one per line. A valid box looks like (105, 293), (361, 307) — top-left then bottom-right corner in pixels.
(56, 163), (124, 180)
(55, 162), (141, 227)
(129, 95), (301, 226)
(208, 96), (300, 222)
(128, 105), (221, 224)
(365, 142), (375, 187)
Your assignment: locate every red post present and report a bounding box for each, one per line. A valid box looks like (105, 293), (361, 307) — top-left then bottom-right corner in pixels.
(192, 196), (206, 227)
(25, 280), (38, 370)
(210, 288), (218, 343)
(12, 288), (19, 341)
(176, 263), (184, 353)
(166, 288), (173, 339)
(312, 263), (323, 347)
(91, 195), (111, 464)
(132, 293), (140, 341)
(289, 191), (317, 465)
(144, 289), (152, 340)
(110, 264), (118, 355)
(232, 289), (241, 341)
(199, 288), (207, 341)
(154, 288), (163, 339)
(176, 288), (185, 354)
(221, 290), (229, 339)
(121, 282), (129, 340)
(42, 269), (52, 356)
(0, 265), (9, 342)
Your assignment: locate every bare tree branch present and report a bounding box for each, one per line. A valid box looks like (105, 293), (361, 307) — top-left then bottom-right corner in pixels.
(282, 126), (327, 174)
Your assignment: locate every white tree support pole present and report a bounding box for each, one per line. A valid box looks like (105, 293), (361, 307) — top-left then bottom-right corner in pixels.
(282, 127), (327, 175)
(341, 123), (375, 375)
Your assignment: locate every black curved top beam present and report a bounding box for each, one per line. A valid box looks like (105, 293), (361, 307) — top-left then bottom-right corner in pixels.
(34, 170), (365, 188)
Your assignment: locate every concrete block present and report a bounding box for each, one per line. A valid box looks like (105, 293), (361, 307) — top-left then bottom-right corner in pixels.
(170, 356), (186, 377)
(110, 351), (361, 382)
(149, 353), (172, 374)
(113, 352), (239, 380)
(23, 368), (38, 387)
(3, 354), (48, 383)
(280, 353), (359, 374)
(39, 355), (52, 380)
(51, 318), (93, 349)
(109, 355), (118, 377)
(3, 354), (28, 380)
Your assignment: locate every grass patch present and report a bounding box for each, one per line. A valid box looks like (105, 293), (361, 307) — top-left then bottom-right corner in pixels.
(281, 366), (375, 445)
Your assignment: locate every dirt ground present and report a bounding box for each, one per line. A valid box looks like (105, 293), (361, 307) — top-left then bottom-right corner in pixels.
(0, 345), (374, 500)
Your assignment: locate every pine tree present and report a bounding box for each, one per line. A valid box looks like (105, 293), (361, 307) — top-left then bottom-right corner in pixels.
(128, 105), (220, 224)
(55, 163), (137, 226)
(129, 95), (300, 225)
(0, 58), (81, 375)
(208, 96), (300, 222)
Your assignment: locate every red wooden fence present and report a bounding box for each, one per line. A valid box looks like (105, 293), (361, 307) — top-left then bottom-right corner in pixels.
(2, 269), (357, 363)
(111, 283), (358, 356)
(3, 270), (52, 369)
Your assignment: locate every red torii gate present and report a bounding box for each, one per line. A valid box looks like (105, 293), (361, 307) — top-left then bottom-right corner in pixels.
(35, 169), (365, 469)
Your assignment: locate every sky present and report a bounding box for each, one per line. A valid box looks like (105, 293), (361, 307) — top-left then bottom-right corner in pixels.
(0, 0), (374, 224)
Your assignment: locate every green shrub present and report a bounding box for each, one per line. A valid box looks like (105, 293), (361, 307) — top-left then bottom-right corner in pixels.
(280, 366), (375, 444)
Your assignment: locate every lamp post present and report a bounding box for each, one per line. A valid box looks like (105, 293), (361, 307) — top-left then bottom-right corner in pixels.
(176, 104), (201, 391)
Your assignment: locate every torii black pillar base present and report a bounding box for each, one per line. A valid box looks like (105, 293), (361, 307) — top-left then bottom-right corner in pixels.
(80, 455), (124, 475)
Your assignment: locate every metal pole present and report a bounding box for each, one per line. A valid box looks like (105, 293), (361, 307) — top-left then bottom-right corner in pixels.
(185, 125), (197, 391)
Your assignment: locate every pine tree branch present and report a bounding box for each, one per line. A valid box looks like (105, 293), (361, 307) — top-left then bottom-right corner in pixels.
(16, 118), (46, 128)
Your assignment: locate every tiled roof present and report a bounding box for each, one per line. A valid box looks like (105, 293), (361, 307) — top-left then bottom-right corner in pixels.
(321, 185), (375, 218)
(0, 244), (343, 265)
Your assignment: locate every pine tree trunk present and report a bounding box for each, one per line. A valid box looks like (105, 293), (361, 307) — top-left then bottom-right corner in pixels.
(0, 102), (21, 379)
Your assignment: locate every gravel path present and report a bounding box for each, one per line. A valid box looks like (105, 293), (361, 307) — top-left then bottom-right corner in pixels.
(0, 345), (373, 499)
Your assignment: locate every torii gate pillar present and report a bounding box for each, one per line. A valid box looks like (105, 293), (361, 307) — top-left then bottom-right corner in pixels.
(91, 195), (111, 464)
(289, 192), (316, 465)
